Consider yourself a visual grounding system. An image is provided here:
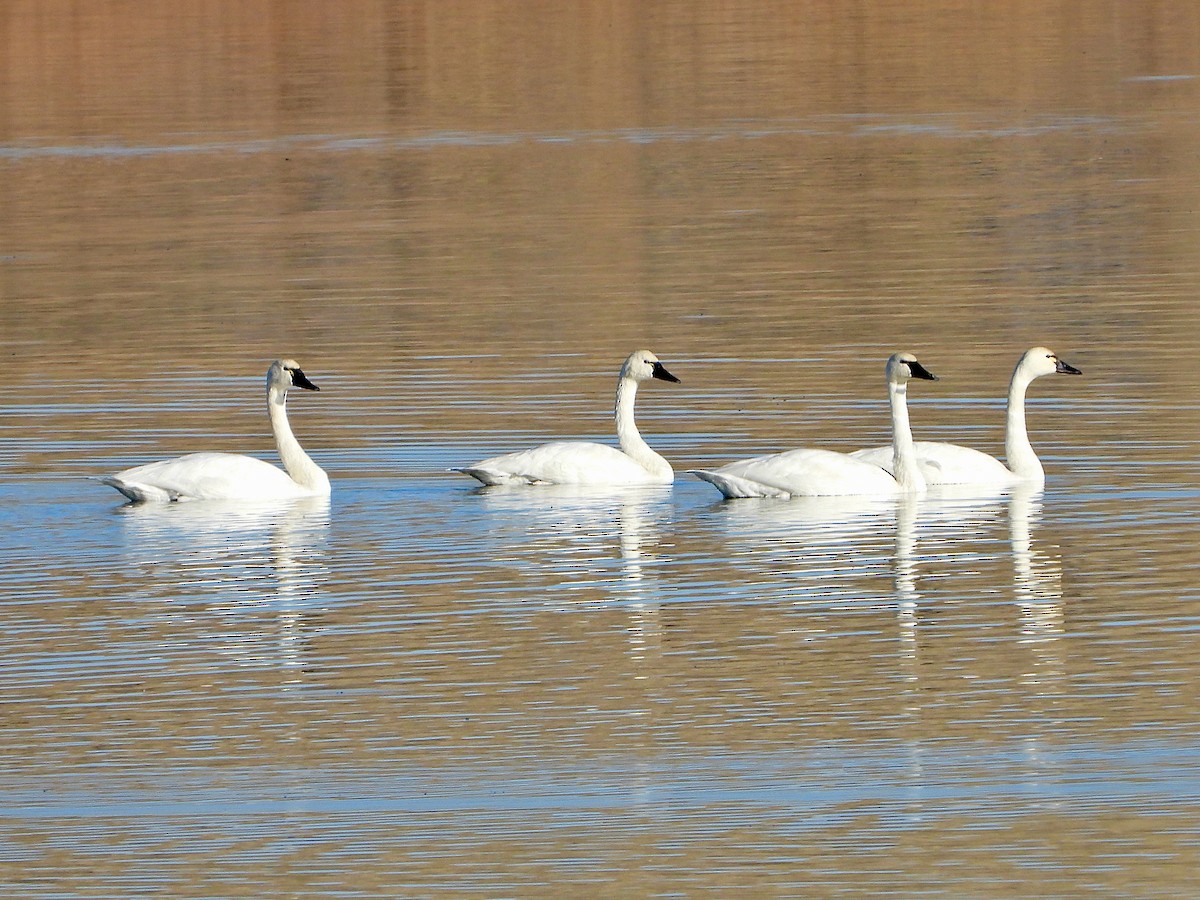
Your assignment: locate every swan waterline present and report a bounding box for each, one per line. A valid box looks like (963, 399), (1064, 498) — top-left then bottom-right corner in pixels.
(850, 346), (1081, 487)
(454, 350), (681, 486)
(689, 352), (938, 499)
(98, 359), (331, 503)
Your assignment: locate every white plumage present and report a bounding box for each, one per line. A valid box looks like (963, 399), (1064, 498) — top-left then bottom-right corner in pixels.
(100, 359), (330, 503)
(690, 351), (939, 498)
(850, 346), (1080, 487)
(454, 350), (681, 486)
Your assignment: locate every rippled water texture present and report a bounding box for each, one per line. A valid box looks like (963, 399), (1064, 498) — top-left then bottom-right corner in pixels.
(3, 2), (1200, 896)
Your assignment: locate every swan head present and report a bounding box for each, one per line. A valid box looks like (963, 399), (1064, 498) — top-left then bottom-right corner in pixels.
(886, 351), (938, 384)
(621, 350), (681, 384)
(268, 359), (321, 393)
(1020, 346), (1082, 378)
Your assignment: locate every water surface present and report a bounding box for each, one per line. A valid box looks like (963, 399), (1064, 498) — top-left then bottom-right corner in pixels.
(3, 2), (1200, 896)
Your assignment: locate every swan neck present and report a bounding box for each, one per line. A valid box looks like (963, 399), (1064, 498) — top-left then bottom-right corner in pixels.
(268, 386), (330, 493)
(888, 381), (926, 492)
(1004, 369), (1044, 482)
(615, 375), (672, 479)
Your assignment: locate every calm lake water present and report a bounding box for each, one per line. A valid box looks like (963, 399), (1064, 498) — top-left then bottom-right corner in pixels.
(4, 2), (1200, 896)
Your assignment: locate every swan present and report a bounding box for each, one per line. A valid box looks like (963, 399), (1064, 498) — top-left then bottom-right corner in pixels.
(99, 359), (331, 503)
(454, 349), (681, 486)
(849, 346), (1081, 487)
(689, 352), (938, 498)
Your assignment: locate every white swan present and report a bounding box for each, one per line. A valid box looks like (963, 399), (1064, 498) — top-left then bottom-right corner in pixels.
(99, 359), (331, 503)
(850, 346), (1081, 487)
(689, 352), (938, 498)
(454, 350), (681, 486)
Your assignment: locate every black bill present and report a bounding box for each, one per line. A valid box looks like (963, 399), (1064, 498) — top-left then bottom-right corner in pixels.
(291, 368), (321, 391)
(652, 361), (681, 383)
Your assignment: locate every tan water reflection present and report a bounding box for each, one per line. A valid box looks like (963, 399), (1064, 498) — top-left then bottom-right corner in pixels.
(4, 1), (1200, 896)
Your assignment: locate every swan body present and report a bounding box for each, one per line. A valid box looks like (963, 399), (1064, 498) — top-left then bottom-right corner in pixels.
(455, 350), (681, 486)
(850, 347), (1081, 487)
(100, 359), (330, 503)
(690, 352), (938, 498)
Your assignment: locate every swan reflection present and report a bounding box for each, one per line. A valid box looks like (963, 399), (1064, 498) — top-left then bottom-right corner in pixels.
(1009, 485), (1066, 688)
(471, 484), (670, 596)
(917, 485), (1065, 654)
(894, 493), (1007, 686)
(471, 484), (672, 666)
(113, 497), (331, 674)
(709, 493), (902, 614)
(894, 496), (920, 663)
(900, 486), (1065, 698)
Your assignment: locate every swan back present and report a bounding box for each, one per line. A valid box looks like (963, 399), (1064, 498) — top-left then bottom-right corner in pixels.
(100, 452), (317, 502)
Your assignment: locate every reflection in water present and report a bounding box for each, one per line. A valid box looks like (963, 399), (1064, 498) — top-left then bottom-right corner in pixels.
(712, 493), (901, 607)
(894, 494), (1008, 722)
(7, 1), (1200, 892)
(470, 484), (670, 602)
(1010, 486), (1066, 691)
(710, 494), (904, 649)
(713, 489), (1060, 685)
(114, 497), (331, 676)
(471, 484), (672, 666)
(894, 497), (920, 671)
(892, 488), (1067, 720)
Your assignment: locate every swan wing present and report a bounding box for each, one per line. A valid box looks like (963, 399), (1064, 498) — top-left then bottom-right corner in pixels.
(456, 441), (669, 486)
(688, 468), (791, 499)
(849, 445), (943, 481)
(853, 442), (1016, 486)
(103, 452), (310, 502)
(696, 448), (900, 498)
(911, 442), (1016, 485)
(848, 445), (895, 469)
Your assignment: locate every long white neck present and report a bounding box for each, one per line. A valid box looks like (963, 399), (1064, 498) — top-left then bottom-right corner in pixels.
(888, 381), (926, 492)
(1004, 368), (1044, 483)
(268, 386), (331, 494)
(615, 376), (673, 480)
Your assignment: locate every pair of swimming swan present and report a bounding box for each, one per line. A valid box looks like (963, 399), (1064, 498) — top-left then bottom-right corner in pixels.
(100, 352), (679, 502)
(99, 348), (1080, 503)
(695, 347), (1079, 497)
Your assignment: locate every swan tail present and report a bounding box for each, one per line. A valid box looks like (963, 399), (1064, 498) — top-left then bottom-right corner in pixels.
(688, 469), (791, 500)
(95, 476), (178, 503)
(452, 466), (535, 486)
